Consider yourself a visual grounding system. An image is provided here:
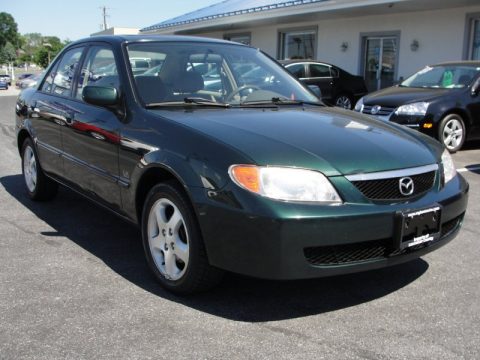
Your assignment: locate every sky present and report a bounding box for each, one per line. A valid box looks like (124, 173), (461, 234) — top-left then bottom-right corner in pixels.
(1, 0), (221, 41)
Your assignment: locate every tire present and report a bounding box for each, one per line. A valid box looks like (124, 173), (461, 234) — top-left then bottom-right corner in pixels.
(334, 93), (353, 110)
(141, 182), (223, 294)
(21, 138), (58, 201)
(438, 114), (466, 153)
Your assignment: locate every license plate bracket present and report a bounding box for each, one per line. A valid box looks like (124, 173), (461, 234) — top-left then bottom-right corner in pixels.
(395, 205), (441, 250)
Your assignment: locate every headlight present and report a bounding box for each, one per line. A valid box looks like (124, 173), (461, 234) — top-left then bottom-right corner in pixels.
(229, 165), (342, 203)
(441, 149), (456, 184)
(354, 97), (364, 112)
(395, 102), (429, 116)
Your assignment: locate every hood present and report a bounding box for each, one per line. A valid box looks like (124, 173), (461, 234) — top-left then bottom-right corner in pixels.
(149, 106), (440, 176)
(363, 86), (450, 108)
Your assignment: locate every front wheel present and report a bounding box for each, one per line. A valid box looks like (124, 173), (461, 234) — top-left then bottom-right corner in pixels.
(21, 138), (58, 201)
(438, 114), (466, 153)
(141, 182), (223, 294)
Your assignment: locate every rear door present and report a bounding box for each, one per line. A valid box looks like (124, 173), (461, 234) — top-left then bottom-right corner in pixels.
(305, 63), (334, 101)
(31, 46), (85, 177)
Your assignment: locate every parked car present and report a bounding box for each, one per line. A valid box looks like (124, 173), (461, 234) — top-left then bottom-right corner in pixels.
(0, 74), (12, 85)
(354, 61), (480, 152)
(0, 77), (8, 90)
(18, 72), (44, 89)
(16, 35), (468, 294)
(15, 73), (34, 87)
(280, 60), (368, 109)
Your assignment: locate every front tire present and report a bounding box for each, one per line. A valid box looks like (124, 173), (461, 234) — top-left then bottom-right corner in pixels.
(438, 114), (465, 153)
(141, 182), (223, 294)
(21, 138), (58, 201)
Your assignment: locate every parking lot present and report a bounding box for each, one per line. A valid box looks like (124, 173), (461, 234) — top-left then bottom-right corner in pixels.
(0, 94), (479, 359)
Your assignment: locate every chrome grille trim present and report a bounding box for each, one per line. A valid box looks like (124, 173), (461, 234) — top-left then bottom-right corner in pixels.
(345, 164), (439, 182)
(361, 105), (396, 116)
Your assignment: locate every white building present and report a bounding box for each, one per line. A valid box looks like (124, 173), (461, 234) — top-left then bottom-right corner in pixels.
(141, 0), (480, 92)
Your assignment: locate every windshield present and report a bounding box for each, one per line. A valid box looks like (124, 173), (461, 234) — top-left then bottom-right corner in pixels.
(126, 42), (318, 106)
(401, 65), (480, 89)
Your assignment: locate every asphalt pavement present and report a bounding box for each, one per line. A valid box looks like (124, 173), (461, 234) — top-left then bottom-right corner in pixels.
(0, 95), (479, 359)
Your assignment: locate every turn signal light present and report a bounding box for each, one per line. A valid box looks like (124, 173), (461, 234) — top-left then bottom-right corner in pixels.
(230, 165), (260, 193)
(423, 123), (433, 129)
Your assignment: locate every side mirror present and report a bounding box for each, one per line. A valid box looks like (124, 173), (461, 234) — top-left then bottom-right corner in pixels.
(308, 84), (322, 99)
(82, 85), (119, 107)
(471, 78), (480, 97)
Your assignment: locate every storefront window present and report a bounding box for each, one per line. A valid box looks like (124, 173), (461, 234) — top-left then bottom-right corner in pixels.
(225, 34), (251, 46)
(280, 30), (316, 60)
(470, 18), (480, 60)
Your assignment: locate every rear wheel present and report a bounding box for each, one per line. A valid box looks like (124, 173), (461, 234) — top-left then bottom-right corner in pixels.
(334, 94), (353, 110)
(141, 182), (223, 294)
(21, 138), (58, 201)
(438, 114), (465, 153)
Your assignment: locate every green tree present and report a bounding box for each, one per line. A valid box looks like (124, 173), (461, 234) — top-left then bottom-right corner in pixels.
(0, 12), (19, 48)
(33, 36), (67, 68)
(0, 42), (16, 64)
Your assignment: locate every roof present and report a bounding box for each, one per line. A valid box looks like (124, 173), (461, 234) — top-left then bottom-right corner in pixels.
(72, 34), (237, 46)
(432, 61), (480, 67)
(141, 0), (326, 32)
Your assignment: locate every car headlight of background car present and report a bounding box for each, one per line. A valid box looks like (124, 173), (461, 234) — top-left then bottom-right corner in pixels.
(354, 97), (364, 112)
(229, 165), (342, 203)
(394, 102), (429, 116)
(441, 149), (456, 183)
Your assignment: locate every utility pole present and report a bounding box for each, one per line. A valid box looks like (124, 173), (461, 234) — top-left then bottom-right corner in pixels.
(100, 6), (109, 30)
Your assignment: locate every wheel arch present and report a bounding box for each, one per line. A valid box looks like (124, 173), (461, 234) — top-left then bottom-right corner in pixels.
(17, 129), (31, 155)
(439, 108), (471, 133)
(135, 164), (195, 226)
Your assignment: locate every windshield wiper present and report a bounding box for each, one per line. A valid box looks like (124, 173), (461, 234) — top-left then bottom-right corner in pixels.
(146, 97), (230, 108)
(239, 97), (324, 107)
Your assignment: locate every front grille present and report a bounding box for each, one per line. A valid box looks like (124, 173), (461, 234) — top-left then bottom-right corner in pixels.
(352, 171), (436, 201)
(304, 214), (463, 266)
(361, 105), (396, 116)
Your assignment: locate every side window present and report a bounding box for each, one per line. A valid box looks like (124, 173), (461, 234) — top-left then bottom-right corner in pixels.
(310, 64), (331, 78)
(330, 67), (339, 78)
(286, 63), (306, 78)
(77, 46), (118, 100)
(40, 62), (60, 93)
(51, 47), (84, 97)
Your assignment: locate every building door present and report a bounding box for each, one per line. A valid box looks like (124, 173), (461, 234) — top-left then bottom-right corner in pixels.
(363, 36), (398, 92)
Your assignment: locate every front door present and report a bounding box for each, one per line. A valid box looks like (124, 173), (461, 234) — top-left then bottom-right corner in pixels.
(62, 44), (122, 211)
(363, 36), (398, 92)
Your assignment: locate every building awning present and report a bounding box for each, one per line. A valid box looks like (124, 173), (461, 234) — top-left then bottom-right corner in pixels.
(141, 0), (480, 34)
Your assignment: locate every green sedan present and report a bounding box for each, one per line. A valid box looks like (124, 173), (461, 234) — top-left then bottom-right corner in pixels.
(15, 35), (468, 294)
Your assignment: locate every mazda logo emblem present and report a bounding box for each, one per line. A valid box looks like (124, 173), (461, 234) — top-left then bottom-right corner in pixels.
(399, 177), (414, 196)
(371, 105), (381, 115)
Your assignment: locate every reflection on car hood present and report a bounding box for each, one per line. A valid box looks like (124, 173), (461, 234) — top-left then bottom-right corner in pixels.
(363, 86), (451, 107)
(149, 107), (440, 176)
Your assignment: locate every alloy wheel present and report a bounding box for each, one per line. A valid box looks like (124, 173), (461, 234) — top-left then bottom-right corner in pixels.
(23, 145), (37, 193)
(147, 198), (189, 281)
(442, 118), (464, 151)
(335, 95), (352, 109)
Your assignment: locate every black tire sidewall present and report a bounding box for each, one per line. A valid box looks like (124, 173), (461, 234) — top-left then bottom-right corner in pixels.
(438, 114), (465, 153)
(141, 182), (204, 292)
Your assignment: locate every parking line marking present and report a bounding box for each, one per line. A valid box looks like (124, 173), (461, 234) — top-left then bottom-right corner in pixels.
(457, 166), (480, 173)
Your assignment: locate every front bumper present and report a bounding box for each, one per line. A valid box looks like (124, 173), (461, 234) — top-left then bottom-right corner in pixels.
(192, 173), (468, 280)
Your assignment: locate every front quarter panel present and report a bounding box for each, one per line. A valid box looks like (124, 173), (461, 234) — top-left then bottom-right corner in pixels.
(118, 110), (253, 222)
